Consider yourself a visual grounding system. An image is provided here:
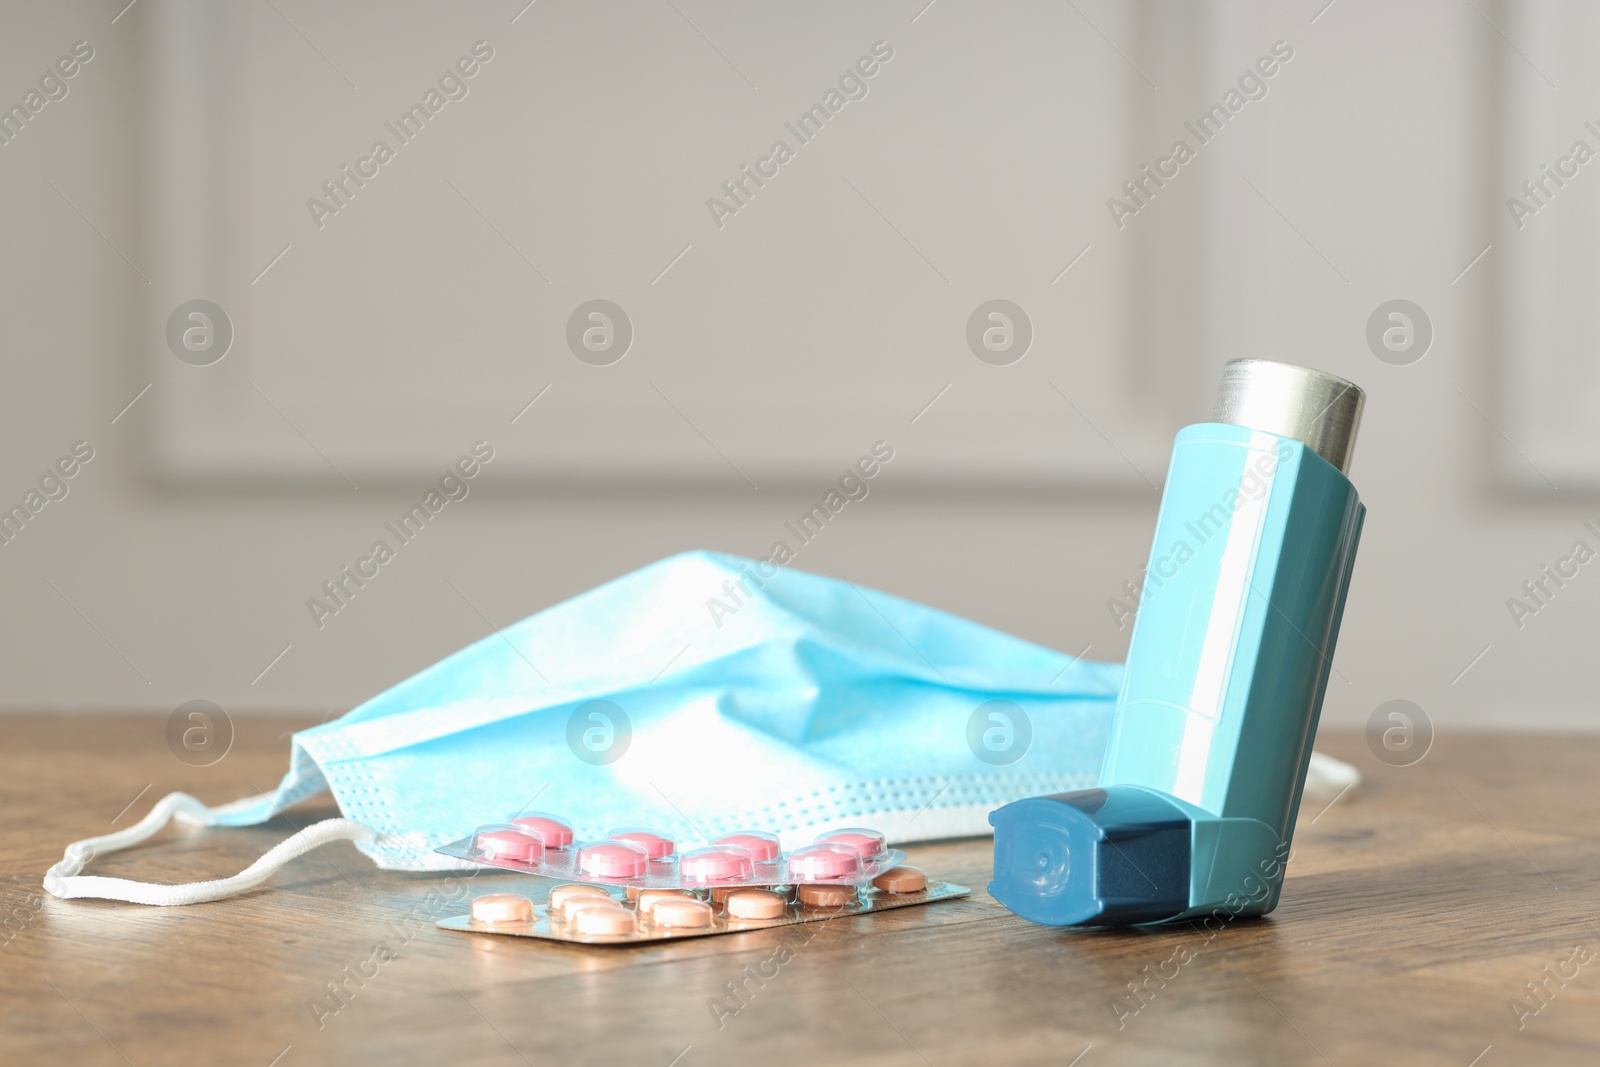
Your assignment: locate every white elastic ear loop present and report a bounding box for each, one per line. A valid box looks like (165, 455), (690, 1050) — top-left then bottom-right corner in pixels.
(43, 791), (373, 906)
(1303, 750), (1361, 805)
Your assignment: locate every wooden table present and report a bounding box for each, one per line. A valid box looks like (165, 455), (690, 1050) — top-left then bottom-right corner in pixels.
(2, 715), (1597, 1066)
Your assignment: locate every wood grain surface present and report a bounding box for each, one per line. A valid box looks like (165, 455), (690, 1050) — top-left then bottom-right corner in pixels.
(2, 715), (1597, 1066)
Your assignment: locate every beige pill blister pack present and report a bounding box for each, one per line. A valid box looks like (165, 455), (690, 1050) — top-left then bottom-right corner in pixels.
(438, 867), (970, 945)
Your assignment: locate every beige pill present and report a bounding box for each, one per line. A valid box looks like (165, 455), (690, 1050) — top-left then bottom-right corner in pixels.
(636, 888), (694, 917)
(573, 903), (636, 936)
(872, 865), (928, 894)
(548, 883), (611, 919)
(470, 893), (534, 924)
(651, 898), (714, 928)
(797, 883), (856, 909)
(725, 888), (786, 920)
(561, 896), (622, 923)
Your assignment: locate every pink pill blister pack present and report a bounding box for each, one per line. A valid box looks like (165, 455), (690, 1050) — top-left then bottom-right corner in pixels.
(434, 812), (906, 890)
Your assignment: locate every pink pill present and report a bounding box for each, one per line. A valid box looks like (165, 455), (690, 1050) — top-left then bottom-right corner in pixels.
(816, 827), (886, 859)
(472, 827), (542, 864)
(712, 831), (781, 863)
(788, 843), (863, 881)
(577, 840), (650, 878)
(607, 827), (676, 860)
(509, 812), (573, 847)
(679, 845), (755, 884)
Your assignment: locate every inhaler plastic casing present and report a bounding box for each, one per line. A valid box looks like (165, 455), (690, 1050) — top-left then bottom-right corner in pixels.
(990, 360), (1365, 927)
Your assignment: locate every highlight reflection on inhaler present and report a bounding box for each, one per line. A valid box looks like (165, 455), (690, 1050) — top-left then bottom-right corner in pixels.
(990, 360), (1366, 927)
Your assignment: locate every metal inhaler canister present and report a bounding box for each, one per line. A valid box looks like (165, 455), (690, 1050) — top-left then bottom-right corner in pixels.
(989, 360), (1365, 927)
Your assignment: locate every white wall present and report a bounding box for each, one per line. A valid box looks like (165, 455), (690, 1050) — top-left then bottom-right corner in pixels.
(0, 0), (1592, 733)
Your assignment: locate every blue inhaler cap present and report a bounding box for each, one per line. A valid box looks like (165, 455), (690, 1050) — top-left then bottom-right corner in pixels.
(988, 786), (1193, 927)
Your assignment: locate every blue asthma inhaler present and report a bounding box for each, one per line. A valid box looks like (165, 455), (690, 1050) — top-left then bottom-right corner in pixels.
(990, 360), (1366, 927)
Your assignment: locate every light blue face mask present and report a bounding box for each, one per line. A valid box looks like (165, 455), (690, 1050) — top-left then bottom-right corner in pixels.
(45, 551), (1124, 904)
(49, 550), (1362, 905)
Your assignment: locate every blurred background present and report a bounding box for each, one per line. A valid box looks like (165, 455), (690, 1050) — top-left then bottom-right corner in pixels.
(0, 0), (1593, 730)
